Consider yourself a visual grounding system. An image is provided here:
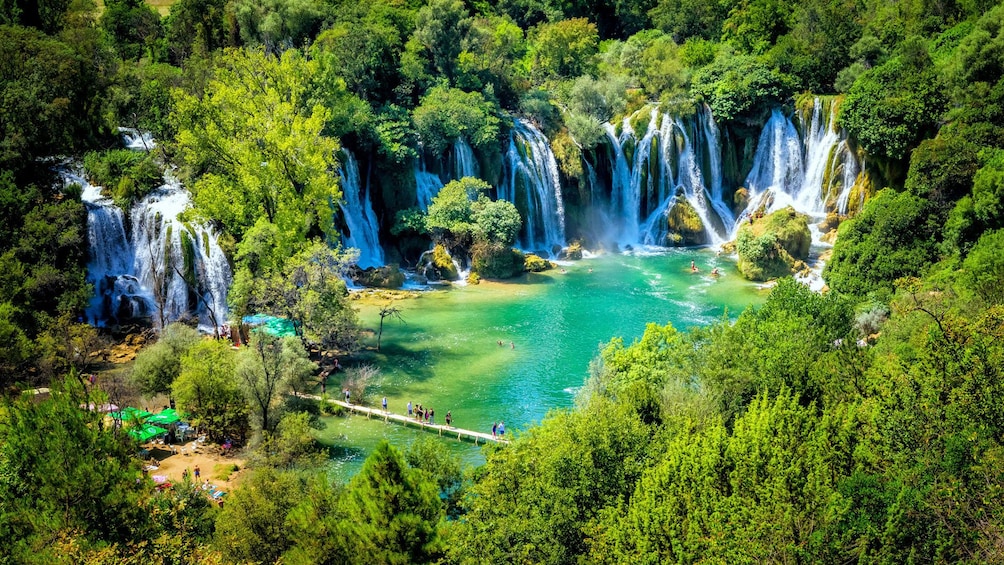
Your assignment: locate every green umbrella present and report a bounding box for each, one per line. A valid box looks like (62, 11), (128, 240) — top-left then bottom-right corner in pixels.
(110, 407), (152, 424)
(127, 423), (167, 443)
(147, 409), (181, 426)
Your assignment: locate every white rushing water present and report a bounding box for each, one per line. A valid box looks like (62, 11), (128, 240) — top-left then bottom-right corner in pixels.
(735, 99), (862, 236)
(597, 105), (734, 247)
(500, 119), (566, 253)
(337, 149), (385, 269)
(76, 131), (232, 331)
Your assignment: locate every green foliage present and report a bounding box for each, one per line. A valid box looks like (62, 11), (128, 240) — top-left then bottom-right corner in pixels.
(131, 322), (201, 397)
(474, 198), (522, 246)
(690, 52), (796, 123)
(412, 86), (502, 154)
(824, 189), (939, 296)
(232, 0), (328, 52)
(0, 25), (106, 173)
(959, 229), (1004, 306)
(425, 176), (491, 242)
(0, 381), (153, 562)
(528, 18), (599, 81)
(405, 436), (464, 517)
(735, 207), (809, 281)
(236, 333), (316, 435)
(650, 0), (729, 42)
(172, 47), (341, 249)
(172, 337), (248, 442)
(340, 441), (444, 563)
(410, 0), (473, 86)
(838, 38), (947, 161)
(523, 253), (552, 272)
(162, 0), (230, 64)
(99, 0), (162, 61)
(471, 241), (524, 279)
(451, 396), (651, 564)
(82, 149), (163, 210)
(565, 74), (628, 122)
(311, 10), (404, 103)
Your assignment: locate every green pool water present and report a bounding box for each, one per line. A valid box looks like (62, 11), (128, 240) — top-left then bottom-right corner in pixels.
(314, 248), (767, 478)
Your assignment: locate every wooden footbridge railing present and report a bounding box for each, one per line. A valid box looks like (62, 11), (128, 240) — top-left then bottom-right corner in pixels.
(296, 393), (509, 445)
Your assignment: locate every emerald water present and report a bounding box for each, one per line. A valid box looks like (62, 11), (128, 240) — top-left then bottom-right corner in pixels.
(315, 248), (766, 478)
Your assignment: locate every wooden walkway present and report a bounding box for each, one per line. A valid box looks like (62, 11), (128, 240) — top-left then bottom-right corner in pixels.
(298, 393), (508, 445)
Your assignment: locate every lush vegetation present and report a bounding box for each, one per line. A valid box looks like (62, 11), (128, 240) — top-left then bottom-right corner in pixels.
(3, 0), (1004, 561)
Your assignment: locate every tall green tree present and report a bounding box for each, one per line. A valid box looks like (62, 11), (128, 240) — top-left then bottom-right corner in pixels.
(172, 47), (341, 253)
(237, 332), (315, 435)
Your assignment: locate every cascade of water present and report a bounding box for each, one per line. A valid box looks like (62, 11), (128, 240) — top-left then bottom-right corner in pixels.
(414, 157), (444, 211)
(337, 149), (385, 269)
(500, 119), (565, 253)
(131, 172), (232, 331)
(734, 99), (863, 237)
(71, 169), (157, 326)
(118, 127), (156, 151)
(452, 138), (478, 180)
(603, 119), (636, 243)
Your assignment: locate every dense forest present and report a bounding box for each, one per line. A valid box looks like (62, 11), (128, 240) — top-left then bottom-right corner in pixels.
(3, 0), (1004, 561)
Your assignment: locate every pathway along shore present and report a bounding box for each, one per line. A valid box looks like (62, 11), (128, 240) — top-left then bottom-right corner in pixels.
(296, 393), (510, 445)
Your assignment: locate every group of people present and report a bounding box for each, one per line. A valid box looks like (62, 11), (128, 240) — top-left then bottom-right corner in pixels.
(491, 421), (506, 439)
(497, 340), (515, 349)
(691, 260), (721, 277)
(407, 401), (452, 427)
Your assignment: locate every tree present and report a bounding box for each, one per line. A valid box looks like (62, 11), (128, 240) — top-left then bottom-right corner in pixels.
(412, 86), (502, 154)
(377, 304), (404, 351)
(131, 323), (201, 398)
(0, 380), (153, 563)
(237, 333), (315, 435)
(173, 338), (248, 442)
(339, 441), (444, 563)
(172, 47), (341, 252)
(528, 18), (599, 81)
(232, 0), (328, 52)
(824, 189), (939, 296)
(410, 0), (472, 85)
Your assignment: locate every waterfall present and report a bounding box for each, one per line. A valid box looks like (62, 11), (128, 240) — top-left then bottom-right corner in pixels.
(452, 138), (478, 180)
(118, 127), (156, 151)
(597, 105), (733, 247)
(131, 173), (232, 331)
(72, 168), (157, 326)
(337, 149), (385, 269)
(414, 157), (444, 211)
(500, 119), (566, 253)
(74, 129), (232, 331)
(734, 99), (862, 234)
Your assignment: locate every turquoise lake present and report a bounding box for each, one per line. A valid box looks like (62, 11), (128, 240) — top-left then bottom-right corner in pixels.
(315, 248), (767, 478)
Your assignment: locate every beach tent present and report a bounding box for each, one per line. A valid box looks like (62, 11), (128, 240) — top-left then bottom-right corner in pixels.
(242, 314), (297, 338)
(128, 423), (167, 442)
(147, 408), (182, 426)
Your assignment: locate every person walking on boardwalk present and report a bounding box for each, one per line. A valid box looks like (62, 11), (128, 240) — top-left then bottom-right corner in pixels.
(407, 401), (412, 416)
(445, 411), (452, 427)
(344, 389), (350, 404)
(498, 421), (505, 437)
(492, 421), (497, 439)
(382, 397), (388, 412)
(430, 408), (435, 425)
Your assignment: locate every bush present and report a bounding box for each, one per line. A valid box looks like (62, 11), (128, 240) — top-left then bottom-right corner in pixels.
(83, 149), (163, 209)
(524, 254), (553, 272)
(735, 207), (810, 281)
(472, 242), (524, 279)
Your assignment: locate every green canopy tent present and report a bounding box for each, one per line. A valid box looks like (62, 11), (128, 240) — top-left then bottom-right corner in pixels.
(147, 408), (182, 426)
(109, 407), (152, 424)
(127, 423), (167, 443)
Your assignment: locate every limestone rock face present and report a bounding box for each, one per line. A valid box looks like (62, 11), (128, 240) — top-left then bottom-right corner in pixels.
(735, 206), (811, 281)
(666, 198), (707, 246)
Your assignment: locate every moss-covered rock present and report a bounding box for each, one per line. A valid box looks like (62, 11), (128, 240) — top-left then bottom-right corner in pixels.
(524, 254), (554, 272)
(420, 244), (460, 281)
(560, 241), (583, 260)
(733, 187), (750, 211)
(353, 264), (406, 289)
(844, 168), (876, 216)
(666, 198), (707, 246)
(466, 272), (481, 285)
(735, 206), (811, 281)
(472, 242), (524, 279)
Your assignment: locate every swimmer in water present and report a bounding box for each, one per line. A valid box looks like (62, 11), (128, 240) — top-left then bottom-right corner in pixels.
(711, 267), (720, 277)
(691, 260), (699, 273)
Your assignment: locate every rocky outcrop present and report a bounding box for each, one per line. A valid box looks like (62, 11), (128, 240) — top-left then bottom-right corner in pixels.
(351, 264), (406, 289)
(523, 254), (554, 272)
(666, 198), (707, 246)
(419, 244), (460, 281)
(735, 206), (811, 281)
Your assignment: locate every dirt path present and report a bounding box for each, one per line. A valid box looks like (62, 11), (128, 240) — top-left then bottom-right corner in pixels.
(142, 439), (246, 494)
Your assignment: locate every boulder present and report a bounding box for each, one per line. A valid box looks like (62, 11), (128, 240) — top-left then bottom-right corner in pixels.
(560, 241), (583, 260)
(524, 254), (554, 272)
(735, 206), (811, 282)
(666, 198), (707, 246)
(352, 264), (406, 289)
(733, 187), (750, 211)
(419, 244), (459, 281)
